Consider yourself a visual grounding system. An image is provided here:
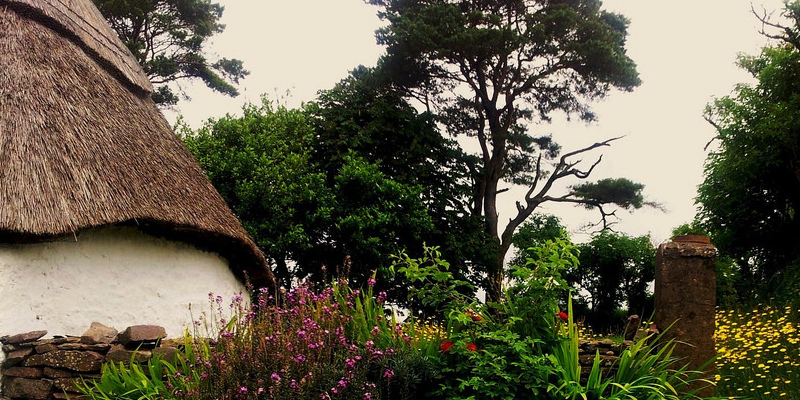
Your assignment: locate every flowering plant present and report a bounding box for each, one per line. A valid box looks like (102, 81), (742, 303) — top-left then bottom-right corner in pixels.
(78, 277), (433, 400)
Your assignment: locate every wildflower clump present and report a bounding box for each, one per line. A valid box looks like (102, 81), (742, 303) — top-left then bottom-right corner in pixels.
(187, 284), (400, 400)
(78, 278), (427, 400)
(715, 305), (800, 399)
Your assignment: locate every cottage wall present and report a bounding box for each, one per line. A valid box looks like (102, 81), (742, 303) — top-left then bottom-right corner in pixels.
(0, 226), (247, 338)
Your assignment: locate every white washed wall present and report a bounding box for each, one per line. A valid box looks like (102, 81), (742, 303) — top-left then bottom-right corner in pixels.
(0, 226), (247, 338)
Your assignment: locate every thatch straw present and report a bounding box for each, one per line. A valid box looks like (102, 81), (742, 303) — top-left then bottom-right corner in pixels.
(4, 0), (152, 94)
(0, 2), (274, 288)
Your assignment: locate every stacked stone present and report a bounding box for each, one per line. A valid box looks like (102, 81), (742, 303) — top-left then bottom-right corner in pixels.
(1, 323), (177, 400)
(577, 338), (631, 382)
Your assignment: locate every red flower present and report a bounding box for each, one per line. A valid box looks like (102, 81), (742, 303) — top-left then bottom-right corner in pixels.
(466, 310), (482, 322)
(558, 311), (569, 321)
(465, 342), (477, 352)
(440, 341), (454, 353)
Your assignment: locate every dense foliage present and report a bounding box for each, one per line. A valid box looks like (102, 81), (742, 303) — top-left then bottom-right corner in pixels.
(306, 68), (491, 296)
(575, 232), (655, 332)
(699, 1), (800, 301)
(509, 214), (570, 269)
(181, 100), (434, 295)
(94, 0), (247, 104)
(367, 0), (646, 302)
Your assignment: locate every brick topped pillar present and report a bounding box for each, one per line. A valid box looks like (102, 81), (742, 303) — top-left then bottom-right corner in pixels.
(655, 235), (716, 397)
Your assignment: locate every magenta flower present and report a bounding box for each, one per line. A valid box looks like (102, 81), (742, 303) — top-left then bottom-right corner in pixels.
(383, 369), (395, 380)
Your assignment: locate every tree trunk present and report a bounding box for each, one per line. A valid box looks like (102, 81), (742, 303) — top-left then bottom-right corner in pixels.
(483, 147), (506, 303)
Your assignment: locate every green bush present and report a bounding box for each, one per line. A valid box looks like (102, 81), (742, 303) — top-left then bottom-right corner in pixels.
(75, 348), (196, 400)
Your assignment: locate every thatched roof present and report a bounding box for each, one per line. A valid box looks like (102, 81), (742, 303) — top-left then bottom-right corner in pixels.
(0, 0), (274, 288)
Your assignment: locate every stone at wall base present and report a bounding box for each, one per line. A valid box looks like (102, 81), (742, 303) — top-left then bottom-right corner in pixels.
(3, 377), (53, 400)
(3, 367), (43, 379)
(23, 350), (104, 372)
(116, 325), (166, 347)
(0, 332), (48, 345)
(81, 322), (118, 345)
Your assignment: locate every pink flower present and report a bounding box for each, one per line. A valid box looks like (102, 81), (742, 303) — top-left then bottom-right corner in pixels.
(383, 369), (395, 380)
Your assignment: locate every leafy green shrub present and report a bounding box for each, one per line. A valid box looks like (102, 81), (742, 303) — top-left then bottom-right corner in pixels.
(75, 349), (196, 400)
(398, 239), (716, 399)
(392, 240), (575, 399)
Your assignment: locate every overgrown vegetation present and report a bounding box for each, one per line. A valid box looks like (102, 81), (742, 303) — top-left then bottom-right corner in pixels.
(77, 241), (710, 400)
(697, 0), (800, 304)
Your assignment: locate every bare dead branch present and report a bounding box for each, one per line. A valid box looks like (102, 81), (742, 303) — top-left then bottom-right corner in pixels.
(558, 135), (624, 162)
(571, 155), (603, 179)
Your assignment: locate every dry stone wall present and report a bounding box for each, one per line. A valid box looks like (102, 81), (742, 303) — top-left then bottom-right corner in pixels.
(577, 338), (631, 381)
(0, 325), (632, 400)
(0, 323), (179, 400)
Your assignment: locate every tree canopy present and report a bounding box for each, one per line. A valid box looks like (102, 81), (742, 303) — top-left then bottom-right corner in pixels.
(699, 2), (800, 297)
(306, 67), (492, 293)
(181, 101), (331, 288)
(94, 0), (248, 105)
(575, 232), (655, 331)
(368, 0), (645, 302)
(509, 214), (569, 268)
(182, 94), (476, 307)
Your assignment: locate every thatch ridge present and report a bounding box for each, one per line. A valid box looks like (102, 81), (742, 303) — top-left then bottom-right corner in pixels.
(0, 5), (274, 287)
(1, 0), (153, 94)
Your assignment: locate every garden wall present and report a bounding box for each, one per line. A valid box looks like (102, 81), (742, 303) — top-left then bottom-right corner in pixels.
(576, 338), (631, 380)
(0, 324), (632, 400)
(0, 323), (180, 400)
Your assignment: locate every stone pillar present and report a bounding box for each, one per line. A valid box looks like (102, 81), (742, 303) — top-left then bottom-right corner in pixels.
(655, 235), (716, 397)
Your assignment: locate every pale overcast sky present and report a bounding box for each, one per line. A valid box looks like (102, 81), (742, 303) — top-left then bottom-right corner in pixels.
(166, 0), (787, 245)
